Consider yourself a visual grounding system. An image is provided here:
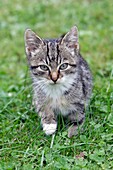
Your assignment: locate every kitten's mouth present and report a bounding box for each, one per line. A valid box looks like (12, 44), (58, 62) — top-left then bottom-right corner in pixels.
(51, 79), (58, 84)
(49, 78), (61, 85)
(49, 81), (59, 85)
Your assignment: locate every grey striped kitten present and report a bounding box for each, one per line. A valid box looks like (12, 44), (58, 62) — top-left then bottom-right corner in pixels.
(24, 26), (92, 137)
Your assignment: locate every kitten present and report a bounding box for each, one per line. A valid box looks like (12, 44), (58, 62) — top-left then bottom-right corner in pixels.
(24, 26), (92, 138)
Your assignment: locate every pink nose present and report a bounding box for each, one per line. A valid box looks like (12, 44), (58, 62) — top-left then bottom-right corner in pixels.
(51, 71), (58, 82)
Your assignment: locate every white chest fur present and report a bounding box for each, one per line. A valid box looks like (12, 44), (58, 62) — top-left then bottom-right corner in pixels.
(50, 95), (69, 115)
(35, 74), (76, 115)
(45, 75), (75, 115)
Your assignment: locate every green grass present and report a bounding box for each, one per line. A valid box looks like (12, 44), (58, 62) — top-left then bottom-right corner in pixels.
(0, 0), (113, 169)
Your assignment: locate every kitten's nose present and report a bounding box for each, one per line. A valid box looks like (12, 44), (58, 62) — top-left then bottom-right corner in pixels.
(50, 71), (58, 83)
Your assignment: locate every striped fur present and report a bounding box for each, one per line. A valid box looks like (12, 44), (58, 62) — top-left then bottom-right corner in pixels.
(24, 26), (92, 137)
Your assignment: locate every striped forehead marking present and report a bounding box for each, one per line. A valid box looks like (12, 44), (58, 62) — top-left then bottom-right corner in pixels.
(46, 40), (61, 64)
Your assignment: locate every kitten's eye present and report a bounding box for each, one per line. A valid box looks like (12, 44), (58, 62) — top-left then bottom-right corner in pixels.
(39, 65), (49, 71)
(59, 63), (68, 70)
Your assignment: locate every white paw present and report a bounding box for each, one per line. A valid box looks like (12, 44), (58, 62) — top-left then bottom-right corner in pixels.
(43, 123), (57, 135)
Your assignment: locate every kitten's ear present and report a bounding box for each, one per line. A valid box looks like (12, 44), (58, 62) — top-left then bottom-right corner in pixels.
(24, 29), (44, 55)
(61, 26), (79, 55)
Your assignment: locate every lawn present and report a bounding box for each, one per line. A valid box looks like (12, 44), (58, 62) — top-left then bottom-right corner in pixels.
(0, 0), (113, 169)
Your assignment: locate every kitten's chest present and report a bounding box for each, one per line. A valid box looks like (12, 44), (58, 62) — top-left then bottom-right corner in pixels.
(49, 95), (70, 116)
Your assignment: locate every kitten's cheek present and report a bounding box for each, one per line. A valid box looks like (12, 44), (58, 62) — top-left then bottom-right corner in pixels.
(57, 74), (63, 82)
(47, 76), (51, 80)
(59, 74), (63, 79)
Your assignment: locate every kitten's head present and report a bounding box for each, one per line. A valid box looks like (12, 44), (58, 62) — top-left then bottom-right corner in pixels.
(24, 26), (79, 86)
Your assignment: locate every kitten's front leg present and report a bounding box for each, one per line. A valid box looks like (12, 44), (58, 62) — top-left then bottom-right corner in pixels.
(67, 111), (85, 138)
(40, 108), (57, 135)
